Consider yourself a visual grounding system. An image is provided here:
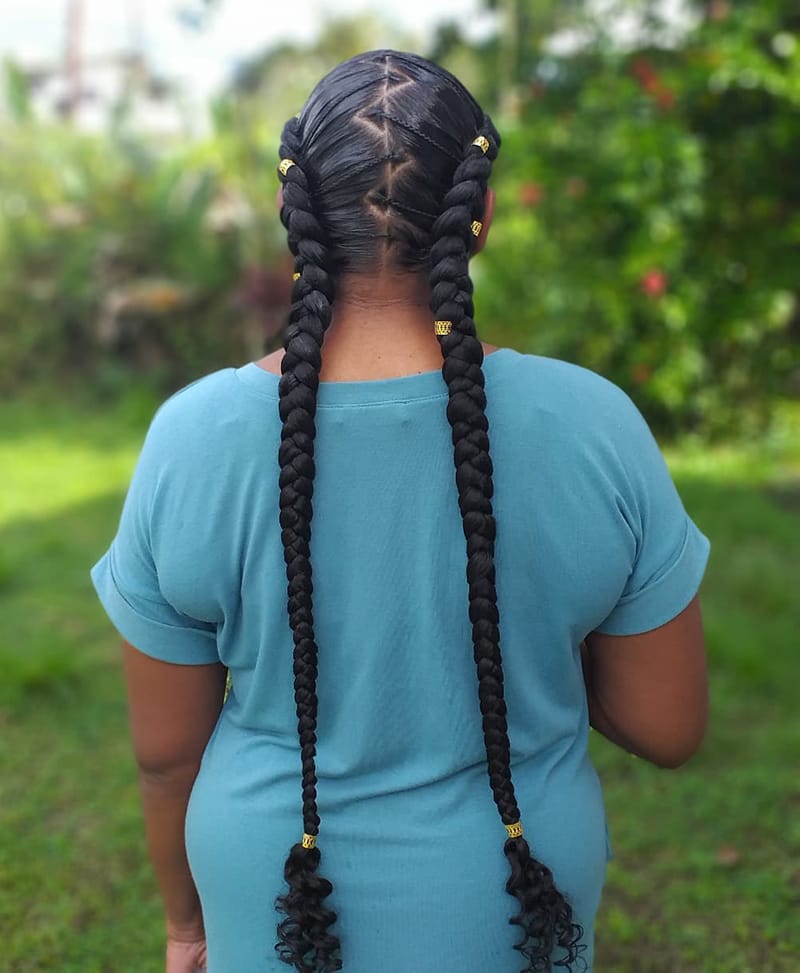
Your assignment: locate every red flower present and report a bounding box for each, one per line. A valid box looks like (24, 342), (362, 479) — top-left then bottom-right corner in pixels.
(519, 182), (543, 207)
(632, 57), (676, 110)
(640, 269), (668, 298)
(632, 58), (659, 89)
(655, 87), (676, 110)
(632, 364), (652, 385)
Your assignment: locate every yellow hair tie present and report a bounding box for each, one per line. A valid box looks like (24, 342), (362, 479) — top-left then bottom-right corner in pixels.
(434, 320), (453, 336)
(293, 272), (301, 281)
(301, 833), (317, 849)
(279, 159), (296, 176)
(472, 135), (490, 154)
(505, 821), (524, 840)
(471, 220), (483, 237)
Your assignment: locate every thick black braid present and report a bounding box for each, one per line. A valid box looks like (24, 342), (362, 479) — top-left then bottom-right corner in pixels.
(274, 116), (342, 973)
(429, 119), (586, 973)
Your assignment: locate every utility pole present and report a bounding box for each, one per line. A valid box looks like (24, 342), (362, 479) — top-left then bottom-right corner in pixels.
(63, 0), (84, 121)
(499, 0), (521, 115)
(127, 0), (146, 57)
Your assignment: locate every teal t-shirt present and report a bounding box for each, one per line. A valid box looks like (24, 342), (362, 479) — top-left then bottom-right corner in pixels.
(92, 349), (709, 972)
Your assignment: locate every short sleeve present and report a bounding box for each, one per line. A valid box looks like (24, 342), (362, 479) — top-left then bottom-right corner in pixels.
(91, 410), (220, 665)
(594, 392), (710, 636)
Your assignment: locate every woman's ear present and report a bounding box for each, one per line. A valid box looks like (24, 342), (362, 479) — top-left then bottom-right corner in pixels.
(277, 186), (285, 210)
(473, 187), (495, 256)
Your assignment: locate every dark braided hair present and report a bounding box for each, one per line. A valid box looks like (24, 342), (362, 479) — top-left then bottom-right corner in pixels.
(274, 50), (585, 973)
(274, 118), (341, 973)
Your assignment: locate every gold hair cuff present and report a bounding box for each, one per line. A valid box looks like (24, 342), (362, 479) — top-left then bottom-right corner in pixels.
(301, 833), (317, 849)
(472, 135), (490, 154)
(293, 272), (301, 281)
(505, 821), (524, 840)
(434, 320), (453, 336)
(471, 220), (483, 237)
(279, 159), (296, 176)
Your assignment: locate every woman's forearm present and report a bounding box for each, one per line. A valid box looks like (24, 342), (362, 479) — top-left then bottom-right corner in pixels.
(139, 767), (204, 934)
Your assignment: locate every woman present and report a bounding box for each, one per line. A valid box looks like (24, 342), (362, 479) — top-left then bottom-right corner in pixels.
(92, 51), (709, 973)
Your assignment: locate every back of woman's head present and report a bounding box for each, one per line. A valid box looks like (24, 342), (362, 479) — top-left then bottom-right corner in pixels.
(274, 50), (585, 973)
(281, 49), (498, 276)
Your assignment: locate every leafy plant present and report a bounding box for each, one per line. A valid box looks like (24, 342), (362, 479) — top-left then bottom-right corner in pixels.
(473, 0), (799, 433)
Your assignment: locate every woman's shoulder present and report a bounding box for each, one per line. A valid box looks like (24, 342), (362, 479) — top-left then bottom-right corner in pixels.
(156, 367), (240, 414)
(492, 348), (637, 423)
(492, 349), (670, 497)
(140, 367), (252, 456)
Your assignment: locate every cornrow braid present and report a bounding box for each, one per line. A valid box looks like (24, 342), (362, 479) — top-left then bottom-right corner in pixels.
(364, 108), (464, 162)
(428, 119), (586, 972)
(273, 116), (342, 973)
(319, 152), (399, 194)
(384, 196), (439, 221)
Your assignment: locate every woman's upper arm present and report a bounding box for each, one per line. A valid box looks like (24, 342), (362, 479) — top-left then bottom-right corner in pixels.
(123, 640), (227, 776)
(585, 595), (708, 767)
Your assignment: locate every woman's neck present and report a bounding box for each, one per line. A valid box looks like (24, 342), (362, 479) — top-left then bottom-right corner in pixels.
(257, 270), (497, 381)
(320, 271), (443, 380)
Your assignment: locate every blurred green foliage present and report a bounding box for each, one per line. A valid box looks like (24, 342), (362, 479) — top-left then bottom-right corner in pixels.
(0, 99), (261, 393)
(472, 0), (799, 433)
(0, 2), (797, 433)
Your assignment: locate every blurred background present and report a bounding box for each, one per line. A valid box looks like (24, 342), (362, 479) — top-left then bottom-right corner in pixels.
(1, 2), (798, 971)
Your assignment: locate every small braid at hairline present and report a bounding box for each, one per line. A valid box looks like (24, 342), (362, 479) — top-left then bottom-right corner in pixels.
(273, 117), (342, 973)
(429, 120), (586, 973)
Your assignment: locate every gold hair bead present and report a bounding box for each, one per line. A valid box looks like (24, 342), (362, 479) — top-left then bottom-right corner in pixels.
(434, 320), (453, 336)
(471, 220), (483, 237)
(279, 159), (296, 176)
(472, 135), (490, 154)
(505, 821), (524, 840)
(293, 272), (301, 281)
(301, 833), (317, 849)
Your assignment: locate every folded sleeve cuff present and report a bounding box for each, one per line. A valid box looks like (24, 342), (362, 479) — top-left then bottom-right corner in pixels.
(595, 518), (710, 636)
(91, 553), (220, 665)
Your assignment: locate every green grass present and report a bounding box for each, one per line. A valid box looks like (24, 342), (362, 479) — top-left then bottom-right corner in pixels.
(589, 414), (800, 973)
(1, 393), (799, 972)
